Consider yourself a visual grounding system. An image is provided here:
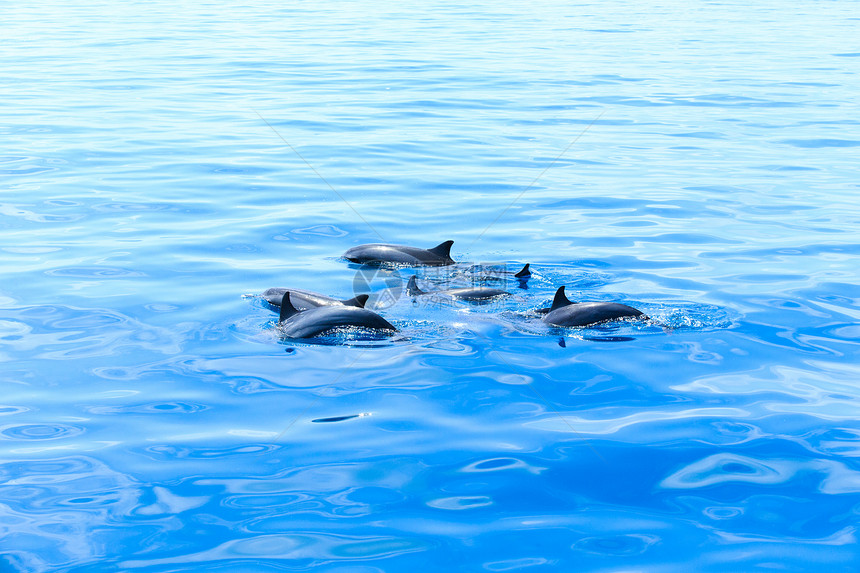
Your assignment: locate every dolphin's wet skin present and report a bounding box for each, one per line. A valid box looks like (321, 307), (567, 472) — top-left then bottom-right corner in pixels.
(541, 285), (646, 327)
(343, 240), (455, 266)
(260, 241), (650, 340)
(406, 275), (509, 302)
(262, 287), (368, 310)
(276, 292), (397, 339)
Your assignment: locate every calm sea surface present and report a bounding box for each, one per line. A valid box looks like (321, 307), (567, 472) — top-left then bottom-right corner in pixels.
(2, 1), (859, 570)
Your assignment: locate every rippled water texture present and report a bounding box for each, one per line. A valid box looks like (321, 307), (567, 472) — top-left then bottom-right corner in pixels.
(1, 0), (859, 571)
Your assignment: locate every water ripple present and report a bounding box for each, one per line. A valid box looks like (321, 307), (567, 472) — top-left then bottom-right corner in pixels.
(0, 423), (84, 441)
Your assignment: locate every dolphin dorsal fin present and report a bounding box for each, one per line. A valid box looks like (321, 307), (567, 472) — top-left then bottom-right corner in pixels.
(406, 275), (425, 296)
(514, 263), (531, 278)
(279, 292), (301, 322)
(549, 286), (573, 312)
(342, 294), (369, 308)
(427, 240), (454, 261)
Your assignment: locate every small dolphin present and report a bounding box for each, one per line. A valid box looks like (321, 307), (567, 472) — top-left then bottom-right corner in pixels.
(277, 292), (397, 338)
(344, 240), (455, 266)
(542, 286), (646, 327)
(406, 276), (509, 302)
(263, 287), (368, 310)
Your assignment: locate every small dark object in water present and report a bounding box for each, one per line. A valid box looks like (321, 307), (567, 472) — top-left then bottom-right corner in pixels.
(312, 414), (361, 423)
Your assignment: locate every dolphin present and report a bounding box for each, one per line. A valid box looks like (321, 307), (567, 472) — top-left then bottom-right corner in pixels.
(406, 276), (509, 302)
(513, 263), (531, 279)
(541, 286), (646, 327)
(277, 292), (397, 338)
(263, 287), (368, 310)
(344, 240), (455, 266)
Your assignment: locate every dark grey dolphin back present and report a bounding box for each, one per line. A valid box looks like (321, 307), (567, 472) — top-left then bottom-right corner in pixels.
(279, 292), (302, 322)
(549, 286), (574, 312)
(549, 302), (645, 327)
(280, 305), (398, 338)
(342, 294), (369, 308)
(445, 286), (509, 301)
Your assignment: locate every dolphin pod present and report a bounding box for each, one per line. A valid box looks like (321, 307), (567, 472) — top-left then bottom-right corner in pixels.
(261, 240), (646, 339)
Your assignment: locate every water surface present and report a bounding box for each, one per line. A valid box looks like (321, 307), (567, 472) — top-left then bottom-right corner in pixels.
(1, 0), (859, 571)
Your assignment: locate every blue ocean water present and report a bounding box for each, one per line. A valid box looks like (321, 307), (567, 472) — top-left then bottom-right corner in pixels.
(1, 0), (859, 570)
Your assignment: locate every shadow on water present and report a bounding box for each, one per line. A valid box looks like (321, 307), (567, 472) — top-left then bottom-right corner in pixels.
(580, 336), (637, 342)
(311, 413), (370, 423)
